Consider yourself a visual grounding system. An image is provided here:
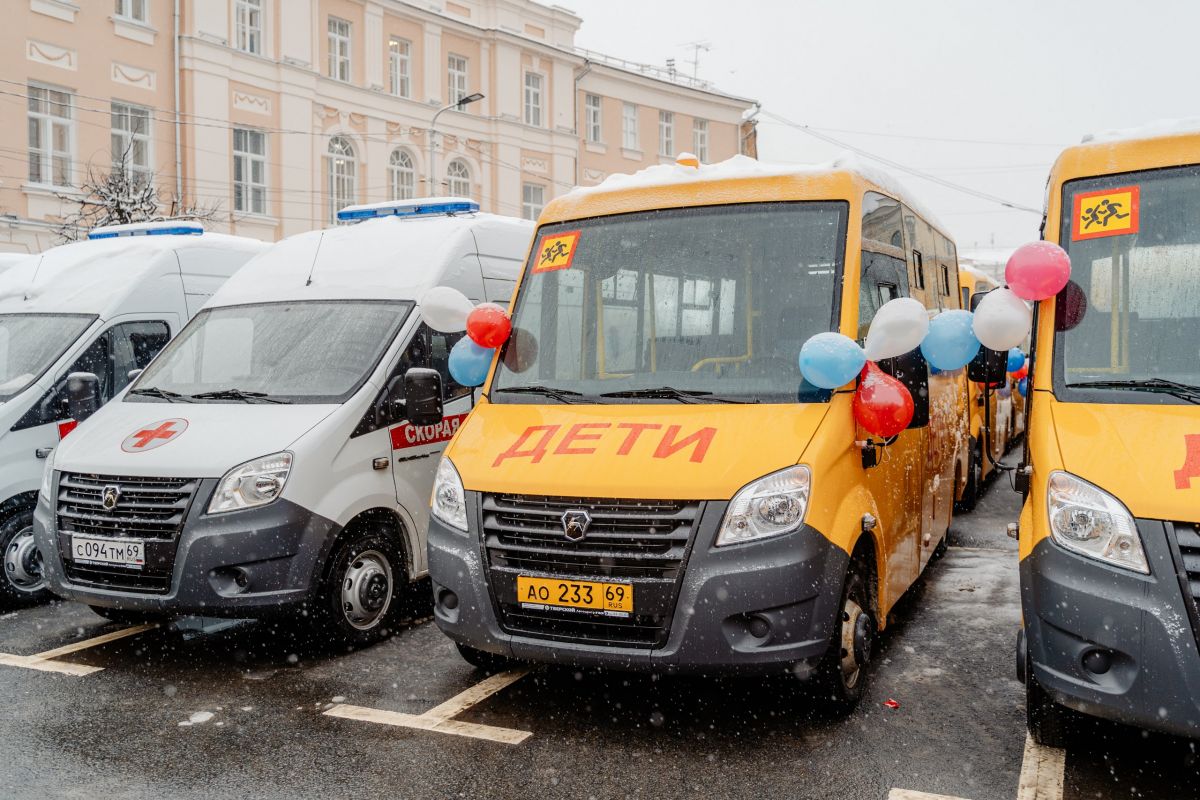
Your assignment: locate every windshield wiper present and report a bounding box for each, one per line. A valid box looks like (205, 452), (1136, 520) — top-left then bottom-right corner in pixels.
(1069, 378), (1200, 404)
(127, 387), (193, 403)
(189, 388), (291, 404)
(598, 386), (755, 404)
(492, 385), (584, 404)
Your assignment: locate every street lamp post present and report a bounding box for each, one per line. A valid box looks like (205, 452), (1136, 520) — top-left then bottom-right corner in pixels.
(428, 92), (484, 197)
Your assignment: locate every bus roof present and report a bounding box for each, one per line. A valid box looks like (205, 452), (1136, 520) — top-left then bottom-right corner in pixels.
(540, 154), (950, 237)
(1048, 125), (1200, 192)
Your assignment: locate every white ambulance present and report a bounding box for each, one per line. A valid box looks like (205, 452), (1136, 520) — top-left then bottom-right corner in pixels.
(34, 199), (531, 645)
(1, 222), (266, 608)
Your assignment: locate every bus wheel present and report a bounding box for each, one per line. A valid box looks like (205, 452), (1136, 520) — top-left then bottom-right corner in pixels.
(955, 438), (981, 513)
(1026, 670), (1073, 748)
(317, 529), (403, 648)
(455, 643), (514, 674)
(0, 511), (50, 609)
(811, 561), (874, 715)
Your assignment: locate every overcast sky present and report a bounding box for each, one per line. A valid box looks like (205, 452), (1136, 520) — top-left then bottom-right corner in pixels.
(564, 0), (1198, 255)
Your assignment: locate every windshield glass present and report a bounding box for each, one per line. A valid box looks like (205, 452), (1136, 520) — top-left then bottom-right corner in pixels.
(0, 313), (94, 401)
(492, 202), (847, 404)
(1056, 164), (1200, 402)
(131, 300), (411, 404)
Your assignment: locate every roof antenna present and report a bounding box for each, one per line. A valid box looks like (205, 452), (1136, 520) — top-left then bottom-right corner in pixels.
(304, 231), (326, 287)
(24, 254), (44, 302)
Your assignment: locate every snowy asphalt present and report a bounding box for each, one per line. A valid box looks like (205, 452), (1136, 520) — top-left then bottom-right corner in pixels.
(1, 470), (1197, 799)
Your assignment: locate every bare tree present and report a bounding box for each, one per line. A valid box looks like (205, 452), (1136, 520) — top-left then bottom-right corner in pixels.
(54, 144), (221, 242)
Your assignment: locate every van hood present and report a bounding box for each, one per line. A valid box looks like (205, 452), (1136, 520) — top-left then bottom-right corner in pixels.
(1050, 400), (1200, 521)
(447, 401), (830, 500)
(52, 400), (339, 478)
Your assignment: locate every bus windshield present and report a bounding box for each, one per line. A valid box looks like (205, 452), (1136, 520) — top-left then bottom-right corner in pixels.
(131, 300), (411, 404)
(1056, 164), (1200, 401)
(0, 313), (95, 401)
(492, 202), (847, 404)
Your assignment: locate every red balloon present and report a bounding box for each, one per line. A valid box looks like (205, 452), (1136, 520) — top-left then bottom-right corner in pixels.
(1006, 241), (1071, 301)
(466, 303), (512, 349)
(1011, 364), (1028, 381)
(854, 362), (914, 438)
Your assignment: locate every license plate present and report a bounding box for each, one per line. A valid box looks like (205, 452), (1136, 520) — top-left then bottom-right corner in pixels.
(516, 575), (633, 614)
(70, 535), (144, 568)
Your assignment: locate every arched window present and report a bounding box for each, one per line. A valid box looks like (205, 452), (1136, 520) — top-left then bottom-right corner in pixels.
(446, 159), (471, 198)
(389, 149), (416, 201)
(326, 136), (357, 223)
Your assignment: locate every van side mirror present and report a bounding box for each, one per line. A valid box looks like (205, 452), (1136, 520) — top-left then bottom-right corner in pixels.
(967, 289), (1009, 383)
(66, 372), (101, 423)
(403, 368), (443, 427)
(127, 368), (143, 382)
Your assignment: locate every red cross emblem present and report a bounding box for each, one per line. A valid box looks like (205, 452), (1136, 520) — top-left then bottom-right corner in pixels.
(121, 418), (189, 453)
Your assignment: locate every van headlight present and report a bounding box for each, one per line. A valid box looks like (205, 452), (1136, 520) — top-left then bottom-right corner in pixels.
(1047, 471), (1147, 574)
(431, 456), (468, 533)
(39, 451), (55, 501)
(717, 465), (811, 546)
(208, 452), (292, 514)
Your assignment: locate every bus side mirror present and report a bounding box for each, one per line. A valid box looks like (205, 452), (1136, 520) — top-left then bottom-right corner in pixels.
(403, 368), (444, 427)
(66, 372), (101, 423)
(876, 349), (929, 429)
(966, 290), (1009, 383)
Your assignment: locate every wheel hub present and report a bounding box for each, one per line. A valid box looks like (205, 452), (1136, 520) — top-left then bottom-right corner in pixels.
(3, 527), (44, 593)
(340, 549), (393, 631)
(839, 598), (872, 689)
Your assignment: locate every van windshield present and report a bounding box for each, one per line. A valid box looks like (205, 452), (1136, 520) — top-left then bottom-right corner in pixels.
(0, 313), (95, 401)
(130, 300), (412, 404)
(492, 202), (847, 404)
(1056, 164), (1200, 403)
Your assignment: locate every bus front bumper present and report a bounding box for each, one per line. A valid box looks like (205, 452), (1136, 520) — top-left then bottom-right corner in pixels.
(1021, 520), (1200, 739)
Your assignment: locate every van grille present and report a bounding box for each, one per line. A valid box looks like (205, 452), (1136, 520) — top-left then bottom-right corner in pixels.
(57, 472), (198, 540)
(482, 493), (700, 648)
(60, 563), (173, 594)
(1172, 522), (1200, 608)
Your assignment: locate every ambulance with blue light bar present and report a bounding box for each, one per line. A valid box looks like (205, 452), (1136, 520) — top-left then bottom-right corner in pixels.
(0, 221), (266, 609)
(34, 198), (531, 645)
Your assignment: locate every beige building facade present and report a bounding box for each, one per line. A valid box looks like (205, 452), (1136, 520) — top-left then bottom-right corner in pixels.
(1, 0), (756, 252)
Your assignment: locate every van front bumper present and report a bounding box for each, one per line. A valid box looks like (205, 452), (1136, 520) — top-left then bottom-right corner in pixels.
(34, 477), (339, 617)
(1021, 519), (1200, 739)
(428, 494), (850, 674)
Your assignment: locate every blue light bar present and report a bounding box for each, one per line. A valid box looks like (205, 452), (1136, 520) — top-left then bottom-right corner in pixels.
(88, 221), (205, 239)
(337, 197), (479, 222)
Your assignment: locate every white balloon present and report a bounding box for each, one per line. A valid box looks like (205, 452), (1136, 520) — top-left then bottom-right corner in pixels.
(421, 286), (475, 332)
(972, 288), (1033, 351)
(864, 297), (930, 361)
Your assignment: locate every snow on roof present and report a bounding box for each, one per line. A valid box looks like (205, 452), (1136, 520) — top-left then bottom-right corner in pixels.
(211, 212), (533, 306)
(0, 232), (264, 316)
(1082, 118), (1200, 145)
(566, 153), (949, 235)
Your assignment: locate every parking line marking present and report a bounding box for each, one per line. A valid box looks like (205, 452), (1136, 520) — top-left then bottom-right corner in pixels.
(1016, 734), (1065, 800)
(28, 623), (157, 661)
(888, 790), (969, 800)
(324, 668), (533, 745)
(0, 652), (102, 676)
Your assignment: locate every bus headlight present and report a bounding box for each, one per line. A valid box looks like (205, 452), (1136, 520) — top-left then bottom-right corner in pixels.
(717, 465), (811, 546)
(431, 456), (468, 533)
(1047, 471), (1147, 574)
(208, 452), (292, 514)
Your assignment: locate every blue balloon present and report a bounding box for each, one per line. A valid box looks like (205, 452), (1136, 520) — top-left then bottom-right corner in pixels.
(920, 310), (980, 372)
(1007, 347), (1026, 373)
(1018, 377), (1028, 397)
(798, 332), (866, 389)
(448, 338), (494, 387)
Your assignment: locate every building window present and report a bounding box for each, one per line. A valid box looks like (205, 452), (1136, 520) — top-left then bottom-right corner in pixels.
(585, 94), (602, 143)
(522, 183), (544, 221)
(114, 0), (147, 23)
(327, 17), (351, 82)
(233, 128), (267, 215)
(446, 159), (470, 198)
(658, 111), (673, 156)
(27, 84), (72, 187)
(523, 72), (543, 127)
(110, 101), (151, 186)
(622, 103), (638, 150)
(693, 119), (709, 162)
(234, 0), (262, 55)
(326, 136), (357, 223)
(447, 54), (468, 105)
(389, 149), (416, 201)
(388, 38), (411, 98)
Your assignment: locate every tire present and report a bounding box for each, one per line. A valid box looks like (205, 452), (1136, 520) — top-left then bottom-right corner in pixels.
(955, 438), (981, 512)
(1026, 673), (1074, 748)
(88, 605), (168, 626)
(455, 642), (513, 673)
(809, 560), (875, 716)
(0, 509), (51, 609)
(314, 528), (405, 649)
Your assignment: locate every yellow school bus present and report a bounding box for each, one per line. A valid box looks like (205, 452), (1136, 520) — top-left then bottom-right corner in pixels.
(1018, 126), (1200, 744)
(425, 156), (967, 712)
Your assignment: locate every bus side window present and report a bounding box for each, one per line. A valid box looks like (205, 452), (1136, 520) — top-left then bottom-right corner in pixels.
(858, 250), (910, 341)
